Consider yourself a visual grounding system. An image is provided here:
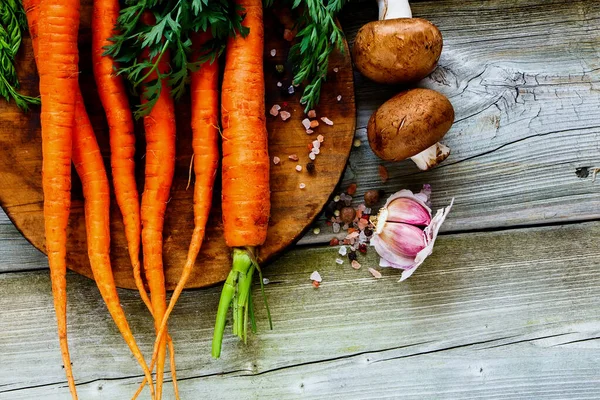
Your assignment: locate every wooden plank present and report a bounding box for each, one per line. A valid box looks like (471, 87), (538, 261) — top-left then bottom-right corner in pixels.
(301, 0), (600, 244)
(1, 221), (599, 398)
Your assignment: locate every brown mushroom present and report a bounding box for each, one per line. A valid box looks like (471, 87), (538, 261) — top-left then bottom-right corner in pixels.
(367, 88), (454, 170)
(352, 0), (443, 85)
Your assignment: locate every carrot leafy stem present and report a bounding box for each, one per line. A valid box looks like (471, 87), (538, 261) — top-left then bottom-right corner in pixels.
(287, 0), (347, 112)
(0, 0), (40, 111)
(105, 0), (248, 118)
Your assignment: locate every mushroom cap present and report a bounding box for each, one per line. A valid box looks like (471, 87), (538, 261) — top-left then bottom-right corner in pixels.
(352, 18), (443, 85)
(367, 88), (454, 161)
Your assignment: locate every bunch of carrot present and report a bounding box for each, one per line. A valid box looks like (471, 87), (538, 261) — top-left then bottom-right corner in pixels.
(24, 0), (271, 397)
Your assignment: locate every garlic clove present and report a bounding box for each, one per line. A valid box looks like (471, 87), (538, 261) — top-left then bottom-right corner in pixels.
(371, 234), (416, 269)
(385, 197), (431, 226)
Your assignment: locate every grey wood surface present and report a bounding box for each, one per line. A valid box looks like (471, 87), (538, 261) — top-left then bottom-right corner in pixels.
(1, 0), (600, 399)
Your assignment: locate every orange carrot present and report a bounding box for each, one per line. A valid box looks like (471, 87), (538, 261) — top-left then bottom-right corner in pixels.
(139, 43), (177, 400)
(146, 31), (220, 372)
(30, 0), (80, 397)
(25, 1), (156, 398)
(212, 0), (271, 358)
(91, 0), (153, 317)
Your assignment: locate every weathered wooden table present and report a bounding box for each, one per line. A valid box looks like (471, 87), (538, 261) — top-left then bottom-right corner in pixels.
(2, 1), (599, 398)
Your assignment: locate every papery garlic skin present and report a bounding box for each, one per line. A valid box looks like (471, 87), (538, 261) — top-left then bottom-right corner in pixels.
(371, 185), (453, 281)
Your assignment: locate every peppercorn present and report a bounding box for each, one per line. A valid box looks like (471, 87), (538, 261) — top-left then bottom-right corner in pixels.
(358, 243), (368, 254)
(329, 237), (340, 246)
(364, 190), (381, 207)
(348, 251), (357, 261)
(340, 207), (356, 224)
(363, 227), (373, 237)
(306, 162), (316, 174)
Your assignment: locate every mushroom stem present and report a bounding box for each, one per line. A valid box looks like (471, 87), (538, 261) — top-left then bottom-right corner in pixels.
(377, 0), (412, 20)
(410, 142), (450, 171)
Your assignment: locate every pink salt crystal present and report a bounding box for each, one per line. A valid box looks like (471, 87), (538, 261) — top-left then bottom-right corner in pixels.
(309, 152), (316, 161)
(337, 95), (342, 102)
(312, 140), (320, 149)
(379, 165), (389, 183)
(306, 129), (314, 135)
(333, 67), (339, 73)
(310, 120), (319, 128)
(312, 147), (320, 155)
(345, 231), (359, 240)
(310, 271), (322, 282)
(302, 118), (311, 130)
(321, 117), (334, 126)
(351, 260), (361, 270)
(270, 49), (276, 57)
(307, 110), (317, 118)
(299, 183), (306, 189)
(288, 154), (299, 161)
(317, 134), (324, 143)
(295, 165), (302, 172)
(269, 104), (281, 116)
(368, 268), (383, 279)
(342, 239), (351, 245)
(272, 156), (281, 165)
(280, 111), (291, 121)
(357, 218), (369, 230)
(357, 204), (366, 212)
(277, 81), (283, 87)
(283, 29), (294, 41)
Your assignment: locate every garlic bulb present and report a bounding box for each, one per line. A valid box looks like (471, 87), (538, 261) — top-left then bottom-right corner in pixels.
(371, 185), (453, 281)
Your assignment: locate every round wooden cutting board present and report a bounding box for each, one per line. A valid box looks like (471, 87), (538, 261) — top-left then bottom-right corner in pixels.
(0, 6), (355, 290)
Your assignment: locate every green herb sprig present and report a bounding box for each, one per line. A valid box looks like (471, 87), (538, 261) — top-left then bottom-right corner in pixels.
(288, 0), (347, 112)
(105, 0), (248, 118)
(0, 0), (40, 111)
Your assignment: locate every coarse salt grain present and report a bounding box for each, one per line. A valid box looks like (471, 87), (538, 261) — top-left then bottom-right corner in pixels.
(307, 110), (317, 118)
(338, 246), (347, 256)
(364, 207), (372, 214)
(332, 222), (341, 233)
(357, 218), (369, 230)
(288, 86), (295, 95)
(345, 231), (359, 240)
(351, 260), (361, 270)
(306, 129), (314, 135)
(353, 138), (361, 147)
(280, 111), (291, 121)
(337, 95), (342, 102)
(299, 183), (306, 189)
(277, 81), (283, 87)
(283, 29), (294, 41)
(335, 258), (344, 265)
(312, 140), (320, 149)
(333, 67), (339, 73)
(368, 268), (383, 279)
(321, 117), (333, 126)
(379, 165), (389, 183)
(309, 152), (316, 160)
(272, 156), (281, 165)
(269, 104), (281, 116)
(310, 120), (319, 128)
(270, 49), (276, 57)
(295, 165), (302, 172)
(288, 154), (299, 161)
(317, 134), (324, 143)
(334, 195), (341, 202)
(312, 147), (320, 155)
(310, 271), (322, 282)
(302, 118), (311, 130)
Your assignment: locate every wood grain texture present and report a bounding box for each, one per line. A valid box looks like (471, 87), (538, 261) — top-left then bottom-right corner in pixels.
(301, 0), (600, 245)
(0, 4), (355, 288)
(1, 221), (599, 398)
